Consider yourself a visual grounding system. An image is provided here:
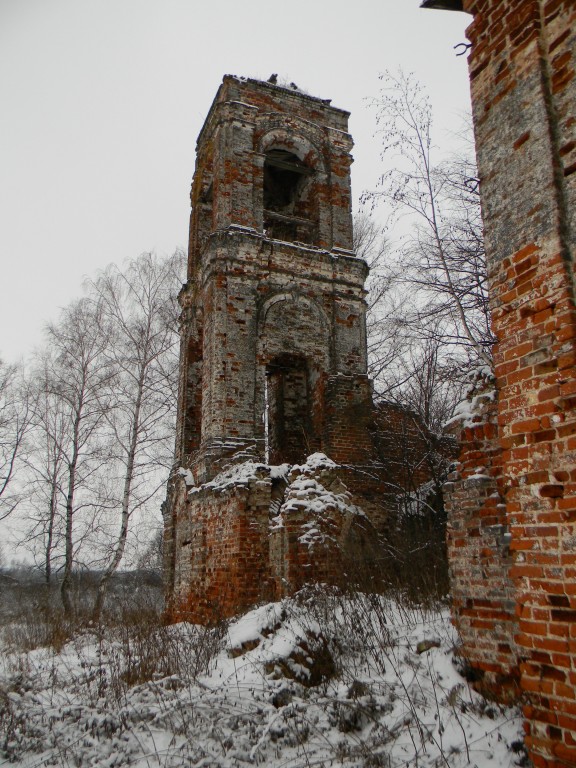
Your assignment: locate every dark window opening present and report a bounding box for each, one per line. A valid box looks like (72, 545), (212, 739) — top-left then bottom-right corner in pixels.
(266, 355), (312, 465)
(200, 181), (213, 205)
(264, 150), (307, 211)
(263, 150), (316, 244)
(183, 338), (203, 457)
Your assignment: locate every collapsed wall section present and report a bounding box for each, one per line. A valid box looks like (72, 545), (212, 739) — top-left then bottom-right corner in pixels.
(166, 465), (274, 624)
(165, 455), (381, 624)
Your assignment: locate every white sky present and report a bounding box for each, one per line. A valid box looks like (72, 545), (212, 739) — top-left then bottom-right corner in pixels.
(0, 0), (471, 364)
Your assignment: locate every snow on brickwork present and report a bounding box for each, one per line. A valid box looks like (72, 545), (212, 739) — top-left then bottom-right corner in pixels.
(166, 454), (379, 624)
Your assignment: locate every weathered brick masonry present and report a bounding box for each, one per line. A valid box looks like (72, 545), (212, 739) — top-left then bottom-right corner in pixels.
(426, 0), (576, 764)
(164, 77), (384, 625)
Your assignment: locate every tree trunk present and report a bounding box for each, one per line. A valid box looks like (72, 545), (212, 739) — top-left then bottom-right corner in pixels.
(92, 377), (143, 622)
(61, 408), (81, 618)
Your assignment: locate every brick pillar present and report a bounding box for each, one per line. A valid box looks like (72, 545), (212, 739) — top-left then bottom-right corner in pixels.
(323, 374), (375, 465)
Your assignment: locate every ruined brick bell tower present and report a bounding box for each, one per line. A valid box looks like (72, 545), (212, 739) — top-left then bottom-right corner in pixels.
(164, 76), (376, 621)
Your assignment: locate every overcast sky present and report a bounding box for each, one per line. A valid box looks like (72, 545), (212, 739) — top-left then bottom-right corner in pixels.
(0, 0), (471, 364)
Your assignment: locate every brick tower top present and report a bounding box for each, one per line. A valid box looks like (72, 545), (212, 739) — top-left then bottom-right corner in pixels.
(197, 75), (351, 146)
(187, 75), (355, 279)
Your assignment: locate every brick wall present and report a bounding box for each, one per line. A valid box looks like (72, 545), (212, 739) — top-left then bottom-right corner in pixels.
(165, 456), (384, 623)
(439, 1), (576, 764)
(444, 373), (518, 696)
(167, 468), (274, 623)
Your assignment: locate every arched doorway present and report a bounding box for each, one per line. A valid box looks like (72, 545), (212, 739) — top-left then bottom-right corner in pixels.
(265, 354), (311, 465)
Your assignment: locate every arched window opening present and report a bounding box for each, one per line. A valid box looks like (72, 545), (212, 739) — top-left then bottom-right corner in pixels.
(190, 169), (214, 267)
(265, 354), (311, 465)
(263, 149), (316, 244)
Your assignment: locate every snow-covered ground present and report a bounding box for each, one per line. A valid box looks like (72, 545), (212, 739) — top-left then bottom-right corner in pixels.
(1, 589), (524, 767)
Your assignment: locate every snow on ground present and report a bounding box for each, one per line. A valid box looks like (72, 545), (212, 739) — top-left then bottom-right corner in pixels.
(0, 590), (524, 767)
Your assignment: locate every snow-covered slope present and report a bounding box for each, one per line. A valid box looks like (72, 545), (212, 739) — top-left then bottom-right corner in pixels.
(1, 590), (524, 767)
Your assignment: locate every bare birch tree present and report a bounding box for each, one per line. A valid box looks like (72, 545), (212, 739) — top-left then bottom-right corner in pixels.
(353, 76), (490, 594)
(16, 252), (183, 612)
(42, 298), (113, 616)
(353, 212), (401, 387)
(0, 360), (32, 520)
(363, 71), (493, 374)
(24, 367), (69, 585)
(87, 251), (183, 620)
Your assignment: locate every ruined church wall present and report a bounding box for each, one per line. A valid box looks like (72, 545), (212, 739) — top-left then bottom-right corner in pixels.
(166, 456), (385, 624)
(167, 475), (274, 623)
(456, 1), (576, 763)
